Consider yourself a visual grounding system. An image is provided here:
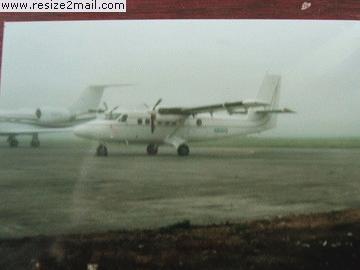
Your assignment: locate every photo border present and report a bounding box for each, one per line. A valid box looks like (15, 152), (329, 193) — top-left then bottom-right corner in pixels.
(0, 0), (360, 85)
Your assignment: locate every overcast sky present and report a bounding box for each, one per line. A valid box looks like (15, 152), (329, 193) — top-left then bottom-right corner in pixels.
(1, 20), (359, 137)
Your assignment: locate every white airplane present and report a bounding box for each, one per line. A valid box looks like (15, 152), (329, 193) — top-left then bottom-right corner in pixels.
(0, 85), (114, 147)
(74, 75), (294, 156)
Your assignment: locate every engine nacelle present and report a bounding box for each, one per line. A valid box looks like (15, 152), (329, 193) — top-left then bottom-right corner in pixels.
(35, 107), (72, 125)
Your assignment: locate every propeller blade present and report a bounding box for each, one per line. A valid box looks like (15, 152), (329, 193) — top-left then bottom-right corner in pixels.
(152, 98), (162, 111)
(110, 106), (119, 113)
(109, 106), (119, 119)
(103, 102), (108, 111)
(150, 112), (156, 133)
(148, 98), (163, 133)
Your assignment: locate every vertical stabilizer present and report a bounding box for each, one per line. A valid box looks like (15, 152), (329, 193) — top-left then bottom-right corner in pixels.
(248, 74), (281, 129)
(68, 85), (107, 115)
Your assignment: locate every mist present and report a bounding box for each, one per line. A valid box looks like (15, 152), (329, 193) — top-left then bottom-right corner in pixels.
(1, 19), (359, 137)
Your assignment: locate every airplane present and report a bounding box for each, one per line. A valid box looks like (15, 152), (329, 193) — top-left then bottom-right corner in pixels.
(0, 85), (116, 147)
(74, 74), (294, 157)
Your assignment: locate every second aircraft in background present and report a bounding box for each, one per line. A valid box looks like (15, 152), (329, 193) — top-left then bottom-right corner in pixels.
(0, 85), (119, 147)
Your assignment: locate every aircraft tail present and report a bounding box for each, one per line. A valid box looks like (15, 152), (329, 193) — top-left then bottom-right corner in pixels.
(68, 85), (107, 115)
(248, 74), (282, 129)
(68, 84), (133, 115)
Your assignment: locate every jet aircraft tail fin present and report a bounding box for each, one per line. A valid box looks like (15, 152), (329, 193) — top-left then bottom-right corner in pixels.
(68, 84), (131, 115)
(68, 85), (109, 115)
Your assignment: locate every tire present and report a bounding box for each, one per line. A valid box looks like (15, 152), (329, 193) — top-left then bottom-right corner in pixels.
(147, 144), (158, 155)
(9, 139), (19, 148)
(177, 144), (190, 156)
(96, 145), (108, 157)
(30, 140), (40, 148)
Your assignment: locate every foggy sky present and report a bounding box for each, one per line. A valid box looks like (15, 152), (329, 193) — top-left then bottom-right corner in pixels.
(1, 20), (360, 137)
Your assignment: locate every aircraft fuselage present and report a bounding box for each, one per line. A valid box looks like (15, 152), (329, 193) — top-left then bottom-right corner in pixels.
(74, 113), (270, 145)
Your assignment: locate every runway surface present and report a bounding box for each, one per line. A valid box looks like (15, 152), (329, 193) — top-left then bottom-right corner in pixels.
(0, 139), (359, 238)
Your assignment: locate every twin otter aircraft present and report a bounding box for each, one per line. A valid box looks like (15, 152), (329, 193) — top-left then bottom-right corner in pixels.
(74, 75), (294, 156)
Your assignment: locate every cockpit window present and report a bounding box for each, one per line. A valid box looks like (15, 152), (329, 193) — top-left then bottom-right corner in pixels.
(137, 118), (143, 125)
(120, 114), (128, 122)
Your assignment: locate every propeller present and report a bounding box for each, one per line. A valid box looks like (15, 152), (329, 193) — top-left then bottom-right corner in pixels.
(152, 98), (162, 110)
(150, 98), (162, 133)
(109, 105), (119, 119)
(102, 102), (108, 112)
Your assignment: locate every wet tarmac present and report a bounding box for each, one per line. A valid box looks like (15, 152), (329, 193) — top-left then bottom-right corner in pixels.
(0, 139), (359, 238)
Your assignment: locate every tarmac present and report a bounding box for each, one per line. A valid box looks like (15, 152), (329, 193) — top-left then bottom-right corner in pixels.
(0, 138), (359, 238)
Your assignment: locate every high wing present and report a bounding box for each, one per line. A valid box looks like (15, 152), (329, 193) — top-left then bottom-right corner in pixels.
(157, 100), (269, 116)
(0, 122), (73, 136)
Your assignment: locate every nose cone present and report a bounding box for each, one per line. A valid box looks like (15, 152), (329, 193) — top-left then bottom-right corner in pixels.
(74, 124), (93, 139)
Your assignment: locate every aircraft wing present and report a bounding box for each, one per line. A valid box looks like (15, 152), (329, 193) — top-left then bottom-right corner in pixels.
(157, 100), (269, 116)
(0, 122), (73, 136)
(255, 108), (295, 114)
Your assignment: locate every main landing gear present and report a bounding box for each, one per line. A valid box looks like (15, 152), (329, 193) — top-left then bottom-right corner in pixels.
(96, 144), (108, 157)
(7, 134), (40, 148)
(146, 143), (190, 156)
(146, 143), (158, 155)
(30, 134), (40, 148)
(177, 144), (190, 156)
(95, 143), (190, 157)
(7, 135), (19, 148)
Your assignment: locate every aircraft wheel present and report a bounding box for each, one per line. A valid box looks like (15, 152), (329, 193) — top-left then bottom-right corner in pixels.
(177, 144), (190, 156)
(96, 144), (108, 157)
(30, 139), (40, 148)
(147, 143), (158, 155)
(8, 137), (19, 148)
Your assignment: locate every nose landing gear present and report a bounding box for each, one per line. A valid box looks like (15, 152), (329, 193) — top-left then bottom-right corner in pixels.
(96, 144), (108, 157)
(7, 136), (19, 148)
(30, 134), (40, 148)
(146, 143), (158, 155)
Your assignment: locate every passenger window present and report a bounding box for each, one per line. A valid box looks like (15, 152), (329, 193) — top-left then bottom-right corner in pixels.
(145, 118), (150, 125)
(196, 119), (202, 127)
(157, 121), (163, 126)
(171, 121), (176, 126)
(137, 118), (143, 125)
(165, 121), (170, 126)
(120, 114), (128, 122)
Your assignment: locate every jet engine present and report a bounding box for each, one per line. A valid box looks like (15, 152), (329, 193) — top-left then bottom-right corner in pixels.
(35, 107), (73, 125)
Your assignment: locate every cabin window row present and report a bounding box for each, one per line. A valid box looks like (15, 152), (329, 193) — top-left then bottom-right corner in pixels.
(136, 118), (203, 127)
(118, 116), (202, 127)
(137, 118), (178, 126)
